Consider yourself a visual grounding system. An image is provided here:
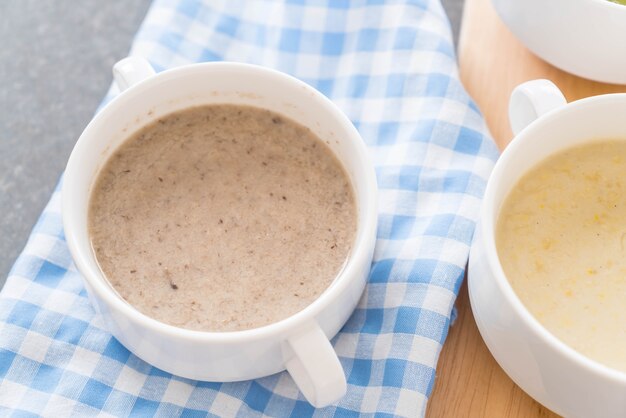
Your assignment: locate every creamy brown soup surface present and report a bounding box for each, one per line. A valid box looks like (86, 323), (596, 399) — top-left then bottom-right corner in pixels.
(89, 104), (356, 332)
(497, 140), (626, 373)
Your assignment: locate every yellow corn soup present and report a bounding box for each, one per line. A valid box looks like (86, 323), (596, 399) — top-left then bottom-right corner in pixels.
(497, 140), (626, 373)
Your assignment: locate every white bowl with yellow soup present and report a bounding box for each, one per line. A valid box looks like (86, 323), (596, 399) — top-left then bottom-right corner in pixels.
(469, 79), (626, 417)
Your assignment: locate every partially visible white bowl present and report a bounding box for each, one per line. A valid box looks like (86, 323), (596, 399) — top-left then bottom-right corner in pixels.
(469, 79), (626, 418)
(492, 0), (626, 84)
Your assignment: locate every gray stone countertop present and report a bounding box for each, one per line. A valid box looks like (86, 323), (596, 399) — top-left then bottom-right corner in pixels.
(0, 0), (464, 287)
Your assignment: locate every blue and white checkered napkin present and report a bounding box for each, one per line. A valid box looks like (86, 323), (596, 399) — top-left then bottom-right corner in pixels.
(0, 1), (498, 416)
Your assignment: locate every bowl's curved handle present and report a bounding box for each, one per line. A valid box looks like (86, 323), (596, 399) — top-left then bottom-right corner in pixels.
(112, 56), (156, 92)
(509, 79), (567, 136)
(283, 322), (346, 408)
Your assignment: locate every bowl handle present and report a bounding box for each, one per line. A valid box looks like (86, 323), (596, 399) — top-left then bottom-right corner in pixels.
(112, 56), (156, 92)
(283, 322), (347, 408)
(509, 79), (567, 136)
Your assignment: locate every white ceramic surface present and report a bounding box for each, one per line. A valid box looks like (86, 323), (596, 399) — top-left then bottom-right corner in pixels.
(469, 79), (626, 417)
(63, 57), (378, 408)
(492, 0), (626, 84)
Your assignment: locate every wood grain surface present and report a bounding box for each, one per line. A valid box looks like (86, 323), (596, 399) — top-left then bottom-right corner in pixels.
(426, 0), (626, 416)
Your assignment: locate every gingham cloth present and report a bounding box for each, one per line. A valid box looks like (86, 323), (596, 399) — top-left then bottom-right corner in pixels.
(0, 1), (498, 416)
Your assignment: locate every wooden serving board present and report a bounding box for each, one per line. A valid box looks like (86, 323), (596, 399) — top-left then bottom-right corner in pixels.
(426, 0), (626, 416)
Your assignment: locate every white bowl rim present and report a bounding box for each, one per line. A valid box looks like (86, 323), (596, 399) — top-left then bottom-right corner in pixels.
(586, 0), (626, 10)
(63, 61), (379, 344)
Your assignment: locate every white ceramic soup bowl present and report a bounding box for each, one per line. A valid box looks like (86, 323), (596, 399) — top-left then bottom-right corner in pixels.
(492, 0), (626, 84)
(63, 57), (378, 408)
(469, 79), (626, 417)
